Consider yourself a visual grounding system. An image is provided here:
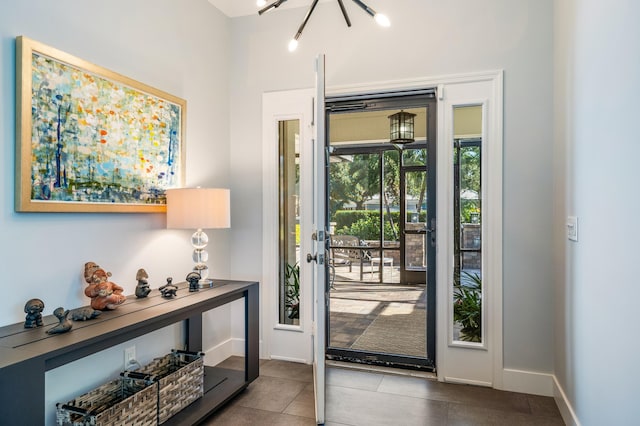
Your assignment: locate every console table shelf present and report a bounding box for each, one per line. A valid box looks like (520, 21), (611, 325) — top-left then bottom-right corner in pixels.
(0, 279), (259, 425)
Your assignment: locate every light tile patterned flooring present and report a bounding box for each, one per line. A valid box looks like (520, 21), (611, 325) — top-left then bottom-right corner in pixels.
(329, 281), (426, 354)
(203, 358), (564, 425)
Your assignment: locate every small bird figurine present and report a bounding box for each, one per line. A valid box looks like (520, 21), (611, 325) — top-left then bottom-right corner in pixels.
(47, 307), (73, 334)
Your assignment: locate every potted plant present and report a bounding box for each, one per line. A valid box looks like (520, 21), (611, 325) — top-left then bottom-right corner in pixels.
(285, 262), (300, 320)
(453, 271), (482, 342)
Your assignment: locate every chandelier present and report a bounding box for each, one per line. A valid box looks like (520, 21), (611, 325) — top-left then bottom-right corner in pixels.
(257, 0), (390, 51)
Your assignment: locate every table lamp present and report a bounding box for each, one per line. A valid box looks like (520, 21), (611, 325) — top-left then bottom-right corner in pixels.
(166, 188), (230, 288)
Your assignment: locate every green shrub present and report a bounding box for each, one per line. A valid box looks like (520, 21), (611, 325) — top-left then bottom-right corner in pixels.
(332, 210), (376, 230)
(332, 210), (427, 241)
(334, 214), (397, 241)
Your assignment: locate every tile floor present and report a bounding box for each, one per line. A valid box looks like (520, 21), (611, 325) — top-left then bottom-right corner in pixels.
(203, 358), (565, 425)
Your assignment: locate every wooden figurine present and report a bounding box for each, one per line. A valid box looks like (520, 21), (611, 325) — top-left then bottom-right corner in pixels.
(47, 307), (72, 334)
(186, 272), (201, 292)
(135, 268), (152, 298)
(83, 262), (126, 310)
(70, 307), (101, 321)
(24, 298), (45, 328)
(159, 277), (178, 298)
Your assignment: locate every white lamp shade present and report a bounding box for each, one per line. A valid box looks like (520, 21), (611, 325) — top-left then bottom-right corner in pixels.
(166, 188), (230, 229)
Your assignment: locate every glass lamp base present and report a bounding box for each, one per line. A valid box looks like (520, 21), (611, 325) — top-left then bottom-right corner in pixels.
(197, 278), (214, 288)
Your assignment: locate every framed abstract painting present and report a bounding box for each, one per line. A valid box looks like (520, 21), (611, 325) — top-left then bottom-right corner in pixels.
(15, 36), (186, 213)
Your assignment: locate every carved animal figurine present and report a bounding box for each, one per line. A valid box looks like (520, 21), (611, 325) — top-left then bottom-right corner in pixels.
(159, 277), (178, 298)
(186, 272), (201, 292)
(135, 268), (152, 298)
(24, 298), (45, 328)
(70, 307), (102, 321)
(84, 265), (126, 310)
(46, 307), (72, 334)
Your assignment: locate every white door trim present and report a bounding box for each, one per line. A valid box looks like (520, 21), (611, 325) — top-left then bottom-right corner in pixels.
(327, 70), (504, 387)
(261, 69), (504, 389)
(262, 89), (315, 363)
(436, 72), (503, 388)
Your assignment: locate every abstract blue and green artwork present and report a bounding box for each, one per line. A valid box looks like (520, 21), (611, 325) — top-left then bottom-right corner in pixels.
(17, 36), (185, 212)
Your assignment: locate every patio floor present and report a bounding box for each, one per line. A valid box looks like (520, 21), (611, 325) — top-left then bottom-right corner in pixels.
(329, 264), (427, 358)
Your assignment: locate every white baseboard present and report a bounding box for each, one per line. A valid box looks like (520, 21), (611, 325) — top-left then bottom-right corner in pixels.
(553, 375), (580, 426)
(501, 369), (580, 425)
(205, 337), (308, 365)
(501, 368), (554, 396)
(203, 338), (246, 366)
(270, 354), (310, 364)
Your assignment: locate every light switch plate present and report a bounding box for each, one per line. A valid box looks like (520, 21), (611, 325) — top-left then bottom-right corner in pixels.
(567, 216), (578, 241)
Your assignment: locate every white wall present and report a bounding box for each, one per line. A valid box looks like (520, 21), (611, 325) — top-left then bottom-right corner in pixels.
(554, 0), (640, 424)
(228, 0), (555, 373)
(0, 1), (231, 424)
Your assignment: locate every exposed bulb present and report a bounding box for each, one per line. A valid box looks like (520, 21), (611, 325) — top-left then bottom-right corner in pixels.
(257, 0), (267, 6)
(288, 38), (299, 52)
(374, 13), (390, 27)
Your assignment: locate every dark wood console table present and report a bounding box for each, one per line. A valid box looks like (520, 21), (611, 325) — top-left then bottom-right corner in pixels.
(0, 279), (259, 425)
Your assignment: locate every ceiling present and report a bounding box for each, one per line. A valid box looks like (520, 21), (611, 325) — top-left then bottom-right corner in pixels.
(208, 0), (332, 18)
(328, 105), (482, 145)
(330, 108), (427, 145)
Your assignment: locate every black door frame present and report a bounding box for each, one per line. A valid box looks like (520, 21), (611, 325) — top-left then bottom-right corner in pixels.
(324, 91), (437, 371)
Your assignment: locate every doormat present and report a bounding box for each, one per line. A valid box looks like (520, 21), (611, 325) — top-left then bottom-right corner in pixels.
(351, 308), (426, 358)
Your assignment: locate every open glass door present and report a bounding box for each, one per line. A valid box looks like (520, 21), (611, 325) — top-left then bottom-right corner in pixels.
(324, 92), (436, 371)
(311, 54), (327, 425)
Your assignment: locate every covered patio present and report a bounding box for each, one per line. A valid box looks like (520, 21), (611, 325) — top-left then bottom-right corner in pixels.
(328, 265), (427, 359)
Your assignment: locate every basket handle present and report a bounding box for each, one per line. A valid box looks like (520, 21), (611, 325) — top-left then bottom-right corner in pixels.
(121, 371), (156, 382)
(57, 403), (91, 416)
(172, 349), (205, 358)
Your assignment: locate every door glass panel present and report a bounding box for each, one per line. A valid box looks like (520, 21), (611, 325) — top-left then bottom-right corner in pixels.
(452, 105), (483, 344)
(381, 150), (399, 283)
(404, 169), (427, 271)
(278, 119), (300, 325)
(329, 152), (380, 283)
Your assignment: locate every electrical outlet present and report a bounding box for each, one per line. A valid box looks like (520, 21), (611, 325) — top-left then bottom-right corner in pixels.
(124, 346), (136, 369)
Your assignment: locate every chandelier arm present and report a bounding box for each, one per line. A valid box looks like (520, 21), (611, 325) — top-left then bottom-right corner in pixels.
(351, 0), (376, 18)
(258, 0), (288, 15)
(336, 0), (352, 27)
(293, 0), (320, 40)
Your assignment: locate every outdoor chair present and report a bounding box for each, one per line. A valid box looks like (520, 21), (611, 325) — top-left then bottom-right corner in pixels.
(329, 235), (370, 281)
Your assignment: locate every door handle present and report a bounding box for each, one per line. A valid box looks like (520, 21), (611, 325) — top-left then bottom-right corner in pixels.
(306, 252), (325, 265)
(426, 218), (436, 247)
(311, 230), (328, 242)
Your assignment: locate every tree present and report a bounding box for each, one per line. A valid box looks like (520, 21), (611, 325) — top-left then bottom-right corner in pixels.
(329, 153), (379, 213)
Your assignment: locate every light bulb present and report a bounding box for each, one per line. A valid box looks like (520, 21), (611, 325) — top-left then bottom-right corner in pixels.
(374, 13), (390, 27)
(257, 0), (267, 6)
(288, 39), (299, 52)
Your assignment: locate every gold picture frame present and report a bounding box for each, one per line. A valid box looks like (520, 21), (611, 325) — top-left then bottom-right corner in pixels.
(16, 36), (186, 213)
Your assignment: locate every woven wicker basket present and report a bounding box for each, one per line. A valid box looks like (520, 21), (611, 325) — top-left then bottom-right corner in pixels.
(131, 349), (204, 424)
(56, 375), (157, 426)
